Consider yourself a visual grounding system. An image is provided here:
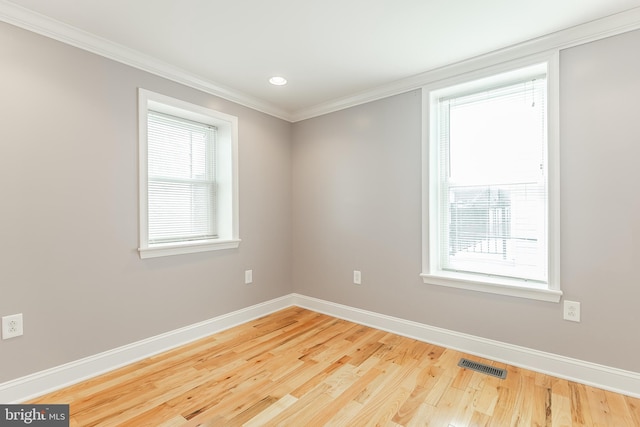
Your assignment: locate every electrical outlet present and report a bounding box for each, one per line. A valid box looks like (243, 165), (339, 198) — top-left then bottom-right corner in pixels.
(563, 301), (581, 322)
(245, 270), (253, 284)
(2, 313), (24, 339)
(353, 270), (361, 285)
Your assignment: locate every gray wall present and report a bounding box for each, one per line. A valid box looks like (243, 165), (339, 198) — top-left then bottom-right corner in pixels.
(292, 29), (640, 373)
(0, 22), (292, 383)
(2, 18), (639, 385)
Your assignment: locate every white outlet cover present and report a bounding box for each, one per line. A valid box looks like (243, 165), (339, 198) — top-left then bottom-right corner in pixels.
(563, 301), (581, 322)
(245, 270), (253, 284)
(353, 270), (361, 285)
(2, 313), (24, 339)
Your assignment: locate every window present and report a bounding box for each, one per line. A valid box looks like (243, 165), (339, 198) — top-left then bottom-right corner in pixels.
(138, 89), (239, 258)
(422, 55), (561, 302)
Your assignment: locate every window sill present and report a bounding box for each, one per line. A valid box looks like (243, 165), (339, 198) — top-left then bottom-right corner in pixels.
(139, 239), (241, 259)
(421, 271), (562, 302)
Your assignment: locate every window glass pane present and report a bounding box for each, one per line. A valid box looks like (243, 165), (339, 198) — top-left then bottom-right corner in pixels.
(445, 183), (546, 281)
(148, 112), (214, 180)
(147, 111), (217, 244)
(148, 181), (216, 243)
(438, 76), (548, 283)
(449, 81), (545, 184)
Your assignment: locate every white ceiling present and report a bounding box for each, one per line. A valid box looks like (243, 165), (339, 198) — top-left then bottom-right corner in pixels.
(3, 0), (640, 120)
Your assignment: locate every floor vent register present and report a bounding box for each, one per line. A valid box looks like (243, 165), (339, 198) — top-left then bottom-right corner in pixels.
(458, 358), (507, 379)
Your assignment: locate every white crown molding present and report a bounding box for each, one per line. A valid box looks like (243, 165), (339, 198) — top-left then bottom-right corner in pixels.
(1, 293), (639, 403)
(0, 0), (294, 122)
(291, 7), (640, 122)
(2, 1), (640, 123)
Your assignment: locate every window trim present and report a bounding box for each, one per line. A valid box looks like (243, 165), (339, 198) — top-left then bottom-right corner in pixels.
(421, 51), (561, 303)
(138, 88), (240, 259)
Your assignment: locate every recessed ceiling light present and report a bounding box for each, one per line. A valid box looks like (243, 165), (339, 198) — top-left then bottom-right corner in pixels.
(269, 76), (287, 86)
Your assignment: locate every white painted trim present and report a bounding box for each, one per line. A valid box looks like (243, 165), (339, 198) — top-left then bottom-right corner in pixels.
(420, 273), (563, 303)
(138, 239), (241, 259)
(291, 7), (640, 122)
(137, 88), (241, 259)
(0, 0), (293, 122)
(291, 294), (640, 398)
(0, 296), (293, 404)
(2, 294), (639, 403)
(420, 52), (562, 303)
(1, 1), (639, 123)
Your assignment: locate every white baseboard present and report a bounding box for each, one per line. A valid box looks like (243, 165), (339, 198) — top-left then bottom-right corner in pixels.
(0, 296), (293, 403)
(291, 293), (640, 398)
(2, 293), (639, 403)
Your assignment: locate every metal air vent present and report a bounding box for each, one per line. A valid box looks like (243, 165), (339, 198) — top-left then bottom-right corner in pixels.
(458, 358), (507, 379)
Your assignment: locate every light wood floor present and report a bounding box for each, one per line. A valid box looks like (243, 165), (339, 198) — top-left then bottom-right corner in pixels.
(30, 307), (640, 426)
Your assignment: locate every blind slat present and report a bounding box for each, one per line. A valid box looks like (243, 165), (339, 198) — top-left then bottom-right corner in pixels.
(147, 110), (218, 244)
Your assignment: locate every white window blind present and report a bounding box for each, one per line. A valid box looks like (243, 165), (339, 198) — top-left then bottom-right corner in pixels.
(436, 75), (548, 283)
(147, 110), (217, 244)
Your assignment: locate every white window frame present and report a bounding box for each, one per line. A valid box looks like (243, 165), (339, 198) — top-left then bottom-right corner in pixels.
(138, 88), (240, 258)
(421, 52), (562, 302)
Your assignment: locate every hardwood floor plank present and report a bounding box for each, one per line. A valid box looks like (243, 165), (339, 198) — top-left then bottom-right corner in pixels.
(243, 394), (298, 427)
(155, 415), (187, 427)
(444, 385), (478, 427)
(468, 410), (492, 427)
(289, 355), (351, 398)
(27, 307), (640, 426)
(430, 384), (466, 426)
(569, 382), (595, 426)
(627, 395), (640, 426)
(451, 364), (475, 391)
(347, 359), (420, 425)
(325, 400), (365, 426)
(393, 366), (443, 425)
(353, 361), (402, 405)
(604, 390), (637, 427)
(474, 376), (500, 416)
(551, 379), (573, 427)
(423, 372), (454, 407)
(307, 366), (382, 426)
(225, 395), (280, 426)
(362, 383), (413, 426)
(403, 402), (433, 427)
(261, 383), (333, 425)
(529, 384), (553, 427)
(507, 371), (528, 426)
